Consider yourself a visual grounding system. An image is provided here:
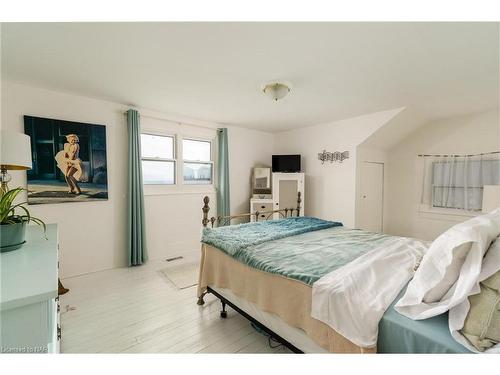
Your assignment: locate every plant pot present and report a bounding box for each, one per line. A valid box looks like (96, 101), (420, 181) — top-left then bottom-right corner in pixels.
(0, 221), (27, 253)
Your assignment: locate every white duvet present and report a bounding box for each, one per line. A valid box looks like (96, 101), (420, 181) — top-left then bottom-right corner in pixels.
(311, 236), (428, 348)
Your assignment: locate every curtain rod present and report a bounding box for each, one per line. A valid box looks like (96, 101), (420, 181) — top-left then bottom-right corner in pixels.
(123, 110), (219, 131)
(418, 151), (500, 158)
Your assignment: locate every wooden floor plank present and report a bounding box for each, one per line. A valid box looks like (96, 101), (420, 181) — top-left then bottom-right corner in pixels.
(60, 258), (290, 353)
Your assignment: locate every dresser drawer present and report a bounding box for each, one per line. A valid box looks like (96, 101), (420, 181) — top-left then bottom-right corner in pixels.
(252, 202), (273, 220)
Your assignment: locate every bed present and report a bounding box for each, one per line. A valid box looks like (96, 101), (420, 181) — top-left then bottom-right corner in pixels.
(196, 193), (472, 353)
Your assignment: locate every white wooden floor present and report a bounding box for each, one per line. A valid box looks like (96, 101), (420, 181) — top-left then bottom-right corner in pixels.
(60, 256), (291, 353)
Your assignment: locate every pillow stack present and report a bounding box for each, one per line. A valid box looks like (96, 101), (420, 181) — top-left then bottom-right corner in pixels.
(461, 264), (500, 352)
(395, 208), (500, 353)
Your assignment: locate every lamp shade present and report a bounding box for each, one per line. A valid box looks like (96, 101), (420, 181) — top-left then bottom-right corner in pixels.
(482, 185), (500, 213)
(0, 130), (32, 170)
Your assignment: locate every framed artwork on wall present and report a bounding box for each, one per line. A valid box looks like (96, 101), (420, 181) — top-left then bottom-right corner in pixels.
(24, 115), (108, 205)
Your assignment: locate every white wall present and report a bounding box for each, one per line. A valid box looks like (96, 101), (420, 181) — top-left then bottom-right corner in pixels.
(140, 116), (274, 261)
(8, 80), (493, 275)
(385, 109), (500, 240)
(1, 82), (274, 277)
(228, 127), (274, 214)
(273, 108), (402, 227)
(139, 115), (217, 262)
(2, 82), (128, 278)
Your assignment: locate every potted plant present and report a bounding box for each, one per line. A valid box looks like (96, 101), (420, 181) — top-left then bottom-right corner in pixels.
(0, 187), (46, 252)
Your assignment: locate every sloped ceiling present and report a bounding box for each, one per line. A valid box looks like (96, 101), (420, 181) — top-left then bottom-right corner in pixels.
(2, 22), (498, 132)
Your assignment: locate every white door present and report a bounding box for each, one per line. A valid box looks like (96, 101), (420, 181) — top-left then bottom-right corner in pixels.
(359, 162), (384, 232)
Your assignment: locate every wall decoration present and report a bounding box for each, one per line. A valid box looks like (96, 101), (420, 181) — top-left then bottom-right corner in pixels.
(318, 150), (349, 164)
(24, 115), (108, 205)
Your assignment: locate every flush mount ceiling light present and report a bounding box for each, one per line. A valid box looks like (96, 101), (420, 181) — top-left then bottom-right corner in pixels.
(262, 81), (292, 102)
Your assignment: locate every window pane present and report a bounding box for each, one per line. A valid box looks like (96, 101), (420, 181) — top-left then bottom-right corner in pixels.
(142, 160), (175, 184)
(432, 187), (482, 210)
(183, 163), (212, 185)
(141, 134), (173, 159)
(183, 139), (211, 161)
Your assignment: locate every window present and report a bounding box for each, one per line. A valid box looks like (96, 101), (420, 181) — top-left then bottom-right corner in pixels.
(140, 134), (175, 184)
(182, 139), (213, 185)
(140, 133), (214, 188)
(429, 157), (500, 211)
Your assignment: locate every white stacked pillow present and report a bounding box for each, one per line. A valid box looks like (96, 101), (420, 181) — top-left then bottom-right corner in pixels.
(395, 208), (500, 352)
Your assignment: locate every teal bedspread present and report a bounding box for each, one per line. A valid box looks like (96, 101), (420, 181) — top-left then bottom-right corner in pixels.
(202, 217), (392, 285)
(202, 217), (341, 257)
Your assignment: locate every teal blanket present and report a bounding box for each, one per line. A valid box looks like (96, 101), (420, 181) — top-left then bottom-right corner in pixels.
(202, 217), (341, 257)
(202, 217), (393, 285)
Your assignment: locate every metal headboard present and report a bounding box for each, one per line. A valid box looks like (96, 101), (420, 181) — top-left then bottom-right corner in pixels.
(202, 192), (301, 228)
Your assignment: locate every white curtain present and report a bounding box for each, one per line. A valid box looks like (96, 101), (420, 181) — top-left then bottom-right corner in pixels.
(420, 153), (500, 212)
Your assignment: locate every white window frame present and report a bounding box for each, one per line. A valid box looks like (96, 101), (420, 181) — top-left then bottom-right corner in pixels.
(141, 130), (216, 195)
(140, 132), (177, 185)
(180, 137), (214, 186)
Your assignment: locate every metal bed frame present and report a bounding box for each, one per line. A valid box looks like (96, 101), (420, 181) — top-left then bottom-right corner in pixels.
(197, 191), (304, 353)
(201, 191), (301, 228)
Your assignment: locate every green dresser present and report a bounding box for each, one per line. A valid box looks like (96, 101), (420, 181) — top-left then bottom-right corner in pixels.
(0, 224), (60, 354)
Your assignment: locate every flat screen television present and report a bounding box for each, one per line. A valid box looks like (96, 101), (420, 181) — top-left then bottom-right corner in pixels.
(272, 154), (301, 173)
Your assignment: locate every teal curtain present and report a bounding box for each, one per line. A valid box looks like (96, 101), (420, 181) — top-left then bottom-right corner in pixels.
(127, 109), (147, 266)
(217, 128), (230, 219)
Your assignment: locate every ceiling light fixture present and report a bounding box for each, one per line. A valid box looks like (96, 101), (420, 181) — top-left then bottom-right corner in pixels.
(262, 81), (291, 102)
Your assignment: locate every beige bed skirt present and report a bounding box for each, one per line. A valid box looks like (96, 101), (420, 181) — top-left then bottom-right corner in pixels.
(197, 244), (376, 353)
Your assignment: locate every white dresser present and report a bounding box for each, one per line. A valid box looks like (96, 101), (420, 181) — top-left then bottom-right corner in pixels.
(0, 224), (60, 354)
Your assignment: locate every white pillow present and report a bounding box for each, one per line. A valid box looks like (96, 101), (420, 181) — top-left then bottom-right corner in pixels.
(422, 242), (470, 303)
(449, 236), (500, 353)
(395, 208), (500, 320)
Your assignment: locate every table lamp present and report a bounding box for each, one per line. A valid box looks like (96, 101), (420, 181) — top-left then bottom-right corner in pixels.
(0, 130), (32, 195)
